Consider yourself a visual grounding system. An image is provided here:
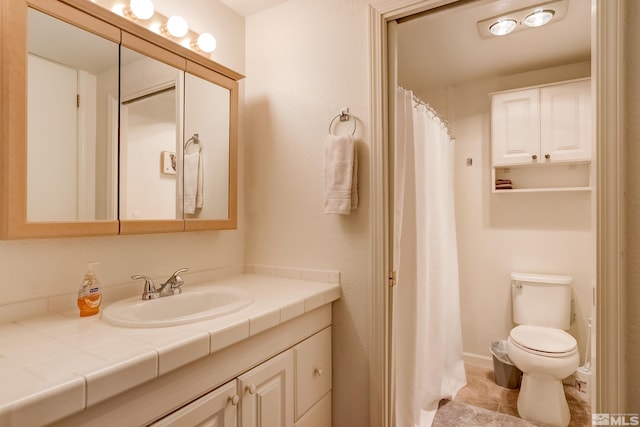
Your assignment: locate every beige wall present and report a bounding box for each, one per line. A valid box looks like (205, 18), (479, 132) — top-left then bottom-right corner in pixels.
(244, 0), (371, 425)
(0, 0), (246, 306)
(623, 0), (640, 412)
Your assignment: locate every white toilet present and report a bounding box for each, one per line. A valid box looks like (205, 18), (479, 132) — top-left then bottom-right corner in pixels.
(506, 272), (580, 427)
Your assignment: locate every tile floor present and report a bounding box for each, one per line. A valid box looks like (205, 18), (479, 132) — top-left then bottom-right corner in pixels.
(453, 364), (592, 426)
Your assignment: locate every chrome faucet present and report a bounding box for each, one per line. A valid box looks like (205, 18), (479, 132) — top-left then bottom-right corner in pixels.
(132, 268), (189, 300)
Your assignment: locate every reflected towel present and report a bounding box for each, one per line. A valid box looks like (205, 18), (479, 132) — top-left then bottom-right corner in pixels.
(324, 134), (358, 214)
(184, 152), (203, 214)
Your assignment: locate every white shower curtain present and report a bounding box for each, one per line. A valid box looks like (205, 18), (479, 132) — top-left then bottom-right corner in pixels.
(393, 87), (467, 427)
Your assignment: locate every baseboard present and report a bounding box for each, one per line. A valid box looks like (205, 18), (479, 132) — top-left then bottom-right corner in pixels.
(463, 352), (493, 370)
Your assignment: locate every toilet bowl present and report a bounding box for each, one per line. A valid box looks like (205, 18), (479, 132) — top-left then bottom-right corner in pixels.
(507, 325), (579, 427)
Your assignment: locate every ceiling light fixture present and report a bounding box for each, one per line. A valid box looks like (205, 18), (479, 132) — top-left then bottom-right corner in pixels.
(523, 9), (555, 27)
(477, 0), (567, 39)
(489, 19), (518, 36)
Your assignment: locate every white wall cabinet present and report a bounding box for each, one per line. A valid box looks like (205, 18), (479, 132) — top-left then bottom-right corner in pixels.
(150, 327), (331, 427)
(491, 78), (592, 192)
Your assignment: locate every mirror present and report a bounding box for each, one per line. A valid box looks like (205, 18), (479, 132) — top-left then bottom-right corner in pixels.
(27, 8), (119, 222)
(183, 71), (230, 220)
(119, 46), (184, 221)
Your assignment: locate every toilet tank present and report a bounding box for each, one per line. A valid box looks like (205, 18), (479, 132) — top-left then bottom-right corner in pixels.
(511, 272), (572, 330)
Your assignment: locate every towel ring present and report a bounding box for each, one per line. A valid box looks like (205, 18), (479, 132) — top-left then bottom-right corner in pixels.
(328, 112), (357, 136)
(184, 133), (201, 153)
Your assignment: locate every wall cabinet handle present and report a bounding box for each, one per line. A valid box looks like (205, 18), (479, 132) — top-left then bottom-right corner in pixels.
(532, 154), (538, 160)
(314, 368), (324, 376)
(545, 153), (551, 159)
(247, 384), (257, 394)
(229, 394), (240, 405)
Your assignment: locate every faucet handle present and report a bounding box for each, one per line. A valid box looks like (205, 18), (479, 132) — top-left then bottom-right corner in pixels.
(131, 275), (158, 300)
(169, 268), (188, 289)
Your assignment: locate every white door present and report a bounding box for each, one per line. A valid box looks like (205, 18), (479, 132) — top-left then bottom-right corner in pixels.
(150, 380), (238, 427)
(27, 54), (78, 221)
(540, 79), (591, 163)
(491, 88), (541, 166)
(239, 350), (294, 427)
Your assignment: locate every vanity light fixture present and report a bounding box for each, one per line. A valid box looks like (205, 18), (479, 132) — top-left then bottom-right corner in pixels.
(523, 9), (555, 27)
(96, 0), (218, 57)
(166, 15), (189, 38)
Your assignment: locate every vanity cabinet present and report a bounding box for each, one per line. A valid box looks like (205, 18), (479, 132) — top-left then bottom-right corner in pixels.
(149, 326), (332, 427)
(491, 78), (592, 192)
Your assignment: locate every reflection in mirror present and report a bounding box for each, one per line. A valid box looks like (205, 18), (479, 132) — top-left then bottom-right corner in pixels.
(119, 47), (183, 220)
(27, 8), (119, 221)
(183, 72), (230, 220)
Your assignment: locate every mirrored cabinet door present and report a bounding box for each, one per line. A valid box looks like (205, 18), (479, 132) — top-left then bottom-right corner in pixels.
(184, 61), (238, 231)
(1, 0), (120, 239)
(27, 7), (120, 223)
(118, 33), (186, 235)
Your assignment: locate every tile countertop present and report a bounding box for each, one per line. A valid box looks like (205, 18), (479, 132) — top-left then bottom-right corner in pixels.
(0, 273), (341, 426)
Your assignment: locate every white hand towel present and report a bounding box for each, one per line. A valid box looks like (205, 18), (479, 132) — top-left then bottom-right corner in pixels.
(184, 152), (203, 214)
(324, 134), (358, 214)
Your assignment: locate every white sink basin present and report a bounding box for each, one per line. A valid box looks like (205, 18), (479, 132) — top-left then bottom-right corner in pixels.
(102, 286), (253, 328)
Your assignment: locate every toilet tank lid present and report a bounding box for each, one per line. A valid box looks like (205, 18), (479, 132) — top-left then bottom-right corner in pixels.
(510, 272), (572, 285)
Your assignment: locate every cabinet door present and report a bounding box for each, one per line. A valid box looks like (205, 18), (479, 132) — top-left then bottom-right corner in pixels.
(294, 327), (332, 420)
(540, 80), (591, 163)
(151, 380), (238, 427)
(491, 88), (540, 166)
(239, 350), (294, 427)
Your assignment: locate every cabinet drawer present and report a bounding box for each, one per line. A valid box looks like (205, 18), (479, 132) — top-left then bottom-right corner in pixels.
(294, 327), (331, 420)
(294, 392), (331, 427)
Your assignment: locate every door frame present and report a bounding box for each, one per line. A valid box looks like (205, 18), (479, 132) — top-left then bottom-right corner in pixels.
(367, 1), (626, 424)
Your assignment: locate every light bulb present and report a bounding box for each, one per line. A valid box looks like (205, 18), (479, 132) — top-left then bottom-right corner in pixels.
(166, 15), (188, 38)
(488, 19), (517, 36)
(523, 10), (555, 27)
(111, 3), (126, 16)
(197, 33), (217, 53)
(129, 0), (154, 20)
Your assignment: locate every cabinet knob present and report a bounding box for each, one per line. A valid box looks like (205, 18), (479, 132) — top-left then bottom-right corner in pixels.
(247, 384), (257, 395)
(531, 154), (538, 160)
(314, 368), (324, 376)
(545, 153), (551, 159)
(229, 394), (240, 405)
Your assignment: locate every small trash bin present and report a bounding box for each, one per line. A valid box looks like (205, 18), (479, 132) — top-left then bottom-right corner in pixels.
(490, 340), (522, 389)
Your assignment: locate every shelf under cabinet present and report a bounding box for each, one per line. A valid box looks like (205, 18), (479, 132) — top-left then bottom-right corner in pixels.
(492, 162), (591, 193)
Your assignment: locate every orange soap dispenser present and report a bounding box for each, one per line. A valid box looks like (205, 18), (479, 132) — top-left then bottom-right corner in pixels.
(77, 262), (102, 317)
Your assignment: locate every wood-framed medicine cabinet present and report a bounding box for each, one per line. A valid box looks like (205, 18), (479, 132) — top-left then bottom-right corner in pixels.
(0, 0), (241, 239)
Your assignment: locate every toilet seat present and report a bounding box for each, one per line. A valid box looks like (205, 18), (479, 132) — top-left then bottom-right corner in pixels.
(509, 325), (577, 358)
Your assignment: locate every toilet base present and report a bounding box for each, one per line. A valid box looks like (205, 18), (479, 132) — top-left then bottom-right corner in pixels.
(517, 372), (571, 427)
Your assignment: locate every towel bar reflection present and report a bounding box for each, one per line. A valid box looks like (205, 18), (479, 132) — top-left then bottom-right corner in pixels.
(328, 108), (357, 136)
(184, 133), (201, 153)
